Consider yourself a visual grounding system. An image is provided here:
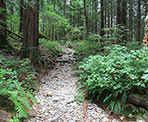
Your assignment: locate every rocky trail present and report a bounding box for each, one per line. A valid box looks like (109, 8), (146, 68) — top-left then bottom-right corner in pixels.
(27, 47), (123, 122)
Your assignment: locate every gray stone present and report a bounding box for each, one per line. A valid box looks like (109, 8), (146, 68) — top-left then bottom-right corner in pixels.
(136, 120), (146, 122)
(128, 114), (133, 118)
(120, 116), (125, 121)
(101, 117), (110, 122)
(47, 91), (52, 97)
(112, 119), (117, 122)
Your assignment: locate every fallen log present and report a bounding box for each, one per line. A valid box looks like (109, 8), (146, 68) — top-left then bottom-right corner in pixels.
(1, 23), (49, 40)
(127, 94), (148, 111)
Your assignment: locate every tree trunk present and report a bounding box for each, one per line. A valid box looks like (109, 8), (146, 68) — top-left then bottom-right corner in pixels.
(19, 0), (24, 33)
(21, 0), (39, 64)
(121, 0), (126, 26)
(100, 0), (104, 37)
(144, 13), (148, 45)
(69, 0), (72, 25)
(116, 0), (121, 25)
(144, 0), (147, 16)
(94, 0), (98, 34)
(0, 0), (9, 49)
(111, 1), (113, 28)
(136, 0), (141, 41)
(84, 0), (89, 35)
(107, 1), (110, 28)
(51, 25), (55, 41)
(129, 0), (133, 41)
(128, 94), (148, 111)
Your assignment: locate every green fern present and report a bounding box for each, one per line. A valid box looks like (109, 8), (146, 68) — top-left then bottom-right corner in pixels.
(8, 84), (38, 120)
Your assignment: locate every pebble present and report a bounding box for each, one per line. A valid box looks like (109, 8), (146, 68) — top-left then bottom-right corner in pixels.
(120, 116), (125, 121)
(101, 117), (110, 122)
(47, 91), (52, 97)
(136, 120), (146, 122)
(112, 119), (117, 122)
(27, 47), (119, 122)
(128, 114), (133, 118)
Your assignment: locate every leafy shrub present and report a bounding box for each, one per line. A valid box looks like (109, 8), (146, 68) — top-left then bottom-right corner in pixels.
(77, 45), (148, 114)
(74, 40), (101, 61)
(0, 55), (37, 91)
(126, 41), (142, 51)
(87, 33), (101, 42)
(0, 55), (38, 121)
(66, 27), (84, 41)
(39, 39), (63, 69)
(40, 39), (63, 54)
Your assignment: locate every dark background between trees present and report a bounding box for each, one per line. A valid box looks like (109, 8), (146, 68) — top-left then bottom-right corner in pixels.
(0, 0), (147, 57)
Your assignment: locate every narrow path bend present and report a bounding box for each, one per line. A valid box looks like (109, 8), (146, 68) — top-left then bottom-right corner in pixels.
(27, 47), (114, 122)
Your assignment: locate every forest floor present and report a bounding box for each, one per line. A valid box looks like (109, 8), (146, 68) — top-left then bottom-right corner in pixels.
(27, 47), (131, 122)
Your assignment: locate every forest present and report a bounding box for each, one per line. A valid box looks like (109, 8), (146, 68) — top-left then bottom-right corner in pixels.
(0, 0), (148, 122)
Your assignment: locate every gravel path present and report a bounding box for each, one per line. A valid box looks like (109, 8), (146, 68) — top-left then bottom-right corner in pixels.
(27, 48), (118, 122)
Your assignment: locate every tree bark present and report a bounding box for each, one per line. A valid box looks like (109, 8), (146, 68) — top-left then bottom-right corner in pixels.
(128, 94), (148, 111)
(19, 0), (24, 33)
(121, 0), (126, 26)
(0, 0), (9, 49)
(94, 0), (98, 34)
(84, 0), (89, 35)
(21, 0), (39, 64)
(100, 0), (104, 37)
(51, 25), (55, 41)
(69, 0), (72, 25)
(129, 0), (133, 41)
(136, 0), (141, 41)
(116, 0), (121, 25)
(144, 0), (147, 15)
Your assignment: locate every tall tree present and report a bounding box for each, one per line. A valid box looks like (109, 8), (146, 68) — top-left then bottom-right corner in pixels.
(94, 0), (98, 34)
(100, 0), (104, 37)
(84, 0), (89, 35)
(116, 0), (121, 25)
(121, 0), (127, 26)
(0, 0), (9, 49)
(136, 0), (141, 41)
(21, 0), (39, 64)
(144, 0), (147, 16)
(19, 0), (24, 33)
(129, 0), (134, 41)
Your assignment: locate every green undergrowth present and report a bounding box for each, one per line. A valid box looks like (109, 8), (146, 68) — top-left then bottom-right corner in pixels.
(75, 45), (148, 115)
(39, 39), (63, 69)
(72, 40), (101, 62)
(0, 53), (38, 121)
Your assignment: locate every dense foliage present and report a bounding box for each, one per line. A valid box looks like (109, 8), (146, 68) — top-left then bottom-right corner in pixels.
(77, 45), (148, 113)
(0, 0), (148, 121)
(73, 40), (101, 61)
(0, 54), (38, 121)
(39, 39), (63, 69)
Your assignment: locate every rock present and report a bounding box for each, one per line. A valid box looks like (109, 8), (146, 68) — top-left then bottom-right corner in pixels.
(47, 91), (52, 97)
(136, 120), (146, 122)
(101, 117), (110, 122)
(136, 116), (146, 122)
(112, 119), (117, 122)
(120, 116), (125, 121)
(143, 114), (148, 119)
(128, 114), (133, 118)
